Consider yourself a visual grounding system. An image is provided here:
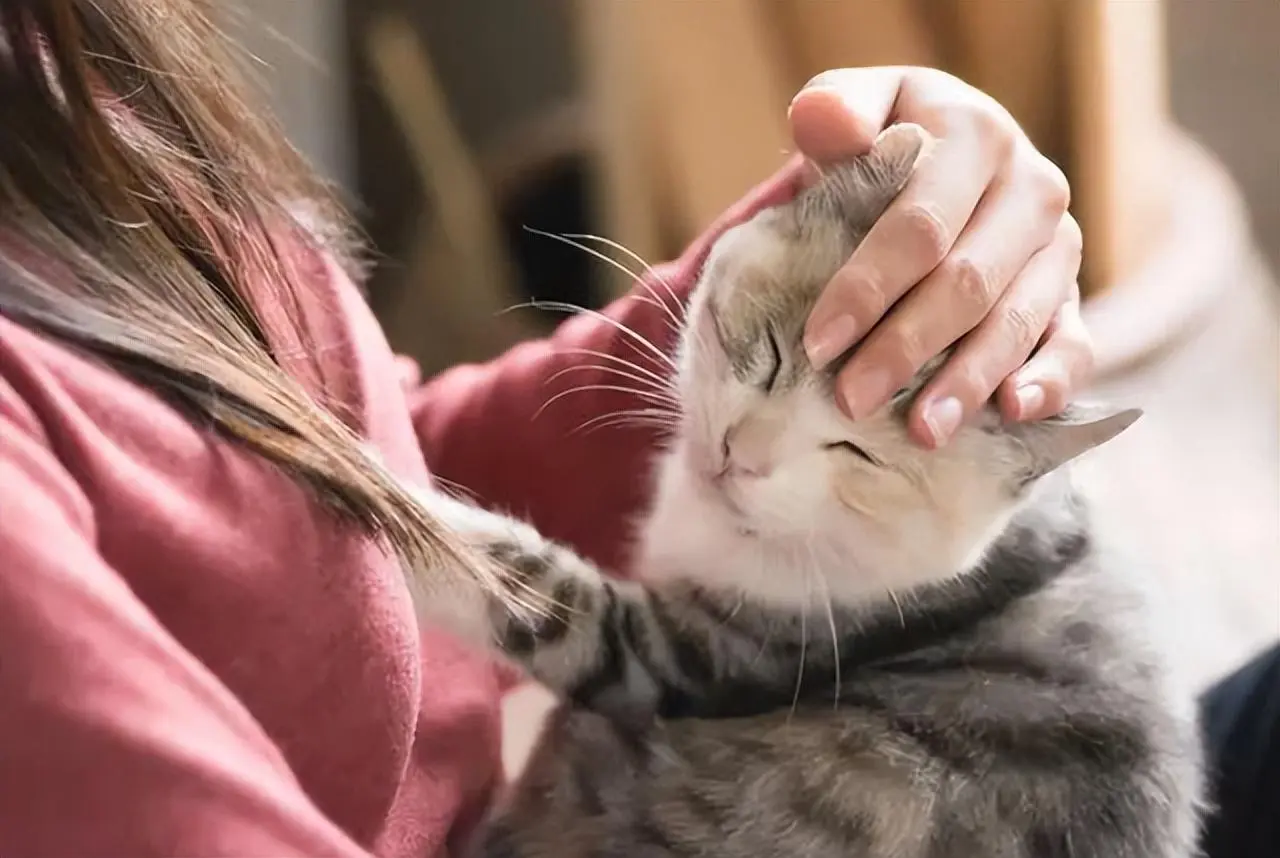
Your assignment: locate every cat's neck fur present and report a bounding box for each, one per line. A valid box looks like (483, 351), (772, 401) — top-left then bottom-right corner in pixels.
(632, 471), (1095, 720)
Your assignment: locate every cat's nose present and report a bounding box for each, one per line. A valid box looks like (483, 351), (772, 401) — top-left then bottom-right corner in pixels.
(722, 423), (775, 479)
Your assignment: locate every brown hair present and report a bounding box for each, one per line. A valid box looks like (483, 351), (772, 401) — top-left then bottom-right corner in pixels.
(0, 1), (492, 590)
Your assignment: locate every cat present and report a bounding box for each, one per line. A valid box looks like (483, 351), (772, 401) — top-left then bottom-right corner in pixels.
(410, 123), (1204, 858)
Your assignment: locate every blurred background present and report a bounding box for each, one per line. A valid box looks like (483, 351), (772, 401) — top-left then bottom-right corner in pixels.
(232, 0), (1277, 689)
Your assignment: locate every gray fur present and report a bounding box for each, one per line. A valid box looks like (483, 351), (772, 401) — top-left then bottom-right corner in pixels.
(415, 123), (1203, 858)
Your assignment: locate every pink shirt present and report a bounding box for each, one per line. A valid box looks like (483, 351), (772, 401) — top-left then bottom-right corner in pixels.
(0, 164), (800, 856)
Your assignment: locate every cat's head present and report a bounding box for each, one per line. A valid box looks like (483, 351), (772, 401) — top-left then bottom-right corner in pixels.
(641, 124), (1139, 608)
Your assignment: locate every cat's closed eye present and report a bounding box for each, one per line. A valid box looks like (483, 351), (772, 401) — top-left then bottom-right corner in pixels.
(822, 440), (879, 466)
(760, 328), (783, 393)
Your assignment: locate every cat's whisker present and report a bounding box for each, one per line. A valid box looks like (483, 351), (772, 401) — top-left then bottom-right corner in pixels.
(562, 232), (686, 331)
(571, 407), (679, 436)
(560, 347), (677, 394)
(804, 537), (842, 711)
(522, 226), (645, 288)
(744, 567), (774, 669)
(520, 227), (682, 338)
(574, 422), (676, 440)
(563, 232), (680, 305)
(504, 298), (678, 373)
(789, 567), (811, 723)
(571, 408), (677, 430)
(545, 363), (678, 402)
(625, 293), (684, 332)
(621, 293), (680, 339)
(844, 541), (908, 631)
(887, 588), (908, 630)
(551, 382), (678, 410)
(572, 403), (678, 424)
(534, 383), (679, 423)
(573, 418), (676, 438)
(817, 572), (842, 711)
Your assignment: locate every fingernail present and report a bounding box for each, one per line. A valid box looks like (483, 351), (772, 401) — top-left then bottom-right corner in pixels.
(1014, 383), (1045, 420)
(839, 366), (895, 420)
(804, 314), (858, 369)
(922, 396), (963, 446)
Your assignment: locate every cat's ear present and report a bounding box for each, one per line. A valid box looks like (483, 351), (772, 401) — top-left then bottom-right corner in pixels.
(1013, 404), (1143, 480)
(826, 123), (934, 229)
(870, 123), (933, 179)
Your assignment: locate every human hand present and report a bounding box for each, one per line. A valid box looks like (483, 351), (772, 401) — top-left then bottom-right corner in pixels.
(791, 67), (1092, 448)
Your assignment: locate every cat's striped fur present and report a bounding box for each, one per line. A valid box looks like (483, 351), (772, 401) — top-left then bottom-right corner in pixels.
(423, 483), (1200, 858)
(413, 124), (1203, 858)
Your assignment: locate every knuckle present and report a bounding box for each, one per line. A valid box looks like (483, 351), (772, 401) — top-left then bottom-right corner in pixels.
(909, 66), (956, 87)
(1033, 157), (1072, 213)
(1058, 214), (1084, 258)
(967, 101), (1010, 141)
(851, 272), (889, 323)
(1068, 325), (1097, 381)
(1002, 305), (1044, 354)
(938, 356), (991, 406)
(1038, 381), (1070, 416)
(900, 201), (952, 264)
(903, 67), (1018, 155)
(902, 66), (958, 101)
(895, 326), (932, 374)
(958, 100), (1017, 158)
(944, 255), (998, 316)
(959, 361), (996, 401)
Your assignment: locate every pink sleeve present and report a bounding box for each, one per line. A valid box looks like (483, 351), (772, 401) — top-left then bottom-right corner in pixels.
(411, 160), (804, 571)
(0, 388), (370, 857)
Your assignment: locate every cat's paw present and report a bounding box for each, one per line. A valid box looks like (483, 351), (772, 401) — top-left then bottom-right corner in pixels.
(482, 540), (573, 655)
(403, 484), (602, 664)
(401, 487), (532, 649)
(481, 537), (600, 660)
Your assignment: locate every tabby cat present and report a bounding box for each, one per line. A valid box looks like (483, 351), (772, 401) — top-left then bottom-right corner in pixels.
(411, 123), (1204, 858)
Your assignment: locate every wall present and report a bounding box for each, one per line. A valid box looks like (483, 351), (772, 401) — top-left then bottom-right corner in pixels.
(224, 0), (1280, 276)
(222, 0), (353, 190)
(1168, 0), (1280, 269)
(343, 0), (576, 292)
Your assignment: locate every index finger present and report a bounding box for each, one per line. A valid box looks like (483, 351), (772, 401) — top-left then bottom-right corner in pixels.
(802, 124), (1001, 368)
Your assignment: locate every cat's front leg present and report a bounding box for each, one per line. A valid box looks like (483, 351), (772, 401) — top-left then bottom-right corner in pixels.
(409, 488), (675, 717)
(482, 531), (678, 720)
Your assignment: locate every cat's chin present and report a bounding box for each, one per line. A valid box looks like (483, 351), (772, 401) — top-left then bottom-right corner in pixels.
(638, 462), (995, 612)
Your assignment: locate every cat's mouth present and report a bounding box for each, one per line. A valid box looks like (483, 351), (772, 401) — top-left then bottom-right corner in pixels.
(717, 490), (758, 536)
(714, 483), (747, 518)
(686, 446), (763, 533)
(700, 473), (760, 535)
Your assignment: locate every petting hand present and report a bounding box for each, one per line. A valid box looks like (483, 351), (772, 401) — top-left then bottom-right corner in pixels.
(790, 67), (1093, 448)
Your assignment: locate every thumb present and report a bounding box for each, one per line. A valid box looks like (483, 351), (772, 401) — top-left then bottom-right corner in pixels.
(788, 67), (906, 165)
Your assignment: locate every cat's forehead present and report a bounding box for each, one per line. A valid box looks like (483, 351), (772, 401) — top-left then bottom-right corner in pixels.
(702, 211), (850, 350)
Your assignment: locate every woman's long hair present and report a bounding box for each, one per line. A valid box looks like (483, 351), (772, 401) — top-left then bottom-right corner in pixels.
(0, 1), (491, 591)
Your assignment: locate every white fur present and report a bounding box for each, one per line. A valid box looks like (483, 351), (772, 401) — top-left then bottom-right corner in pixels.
(636, 212), (1062, 614)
